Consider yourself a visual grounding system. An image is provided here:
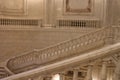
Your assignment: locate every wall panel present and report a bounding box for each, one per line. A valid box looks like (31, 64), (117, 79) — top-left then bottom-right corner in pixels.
(0, 0), (44, 19)
(0, 0), (26, 15)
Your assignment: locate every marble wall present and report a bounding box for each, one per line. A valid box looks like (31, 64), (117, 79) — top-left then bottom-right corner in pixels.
(0, 0), (120, 27)
(110, 0), (120, 25)
(0, 0), (109, 26)
(55, 0), (107, 24)
(0, 0), (44, 19)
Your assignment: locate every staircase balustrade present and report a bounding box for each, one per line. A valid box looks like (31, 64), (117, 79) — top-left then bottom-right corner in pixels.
(6, 27), (119, 73)
(0, 67), (10, 79)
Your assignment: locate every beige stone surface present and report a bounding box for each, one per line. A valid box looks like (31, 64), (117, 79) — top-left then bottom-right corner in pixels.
(0, 0), (120, 80)
(0, 28), (94, 63)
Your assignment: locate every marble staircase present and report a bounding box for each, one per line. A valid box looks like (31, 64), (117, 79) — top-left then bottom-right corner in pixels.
(1, 26), (120, 80)
(6, 27), (120, 73)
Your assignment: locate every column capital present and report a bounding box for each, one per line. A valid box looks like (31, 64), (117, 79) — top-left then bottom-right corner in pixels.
(59, 72), (65, 75)
(73, 68), (80, 71)
(102, 60), (108, 65)
(88, 63), (93, 66)
(101, 58), (109, 62)
(45, 76), (52, 80)
(28, 78), (33, 80)
(100, 59), (108, 64)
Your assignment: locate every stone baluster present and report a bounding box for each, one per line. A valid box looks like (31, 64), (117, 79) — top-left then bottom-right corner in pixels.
(34, 76), (44, 80)
(45, 75), (52, 80)
(86, 65), (93, 80)
(28, 78), (33, 80)
(113, 59), (120, 80)
(73, 68), (79, 80)
(100, 61), (107, 80)
(59, 72), (65, 80)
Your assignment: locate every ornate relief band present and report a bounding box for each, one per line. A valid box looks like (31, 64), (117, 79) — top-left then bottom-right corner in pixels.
(64, 0), (93, 15)
(0, 0), (27, 15)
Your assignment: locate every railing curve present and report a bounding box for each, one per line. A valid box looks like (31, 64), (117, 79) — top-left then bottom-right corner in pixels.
(7, 27), (120, 73)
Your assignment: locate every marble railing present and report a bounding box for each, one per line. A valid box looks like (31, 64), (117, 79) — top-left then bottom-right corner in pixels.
(0, 67), (10, 79)
(56, 19), (101, 28)
(0, 18), (42, 27)
(113, 27), (120, 42)
(6, 27), (119, 74)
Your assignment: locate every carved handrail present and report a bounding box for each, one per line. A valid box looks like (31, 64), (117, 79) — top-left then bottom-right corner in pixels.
(7, 27), (118, 73)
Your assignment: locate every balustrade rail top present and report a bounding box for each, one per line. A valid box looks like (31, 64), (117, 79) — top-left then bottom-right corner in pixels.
(6, 26), (120, 74)
(34, 27), (107, 51)
(8, 27), (106, 58)
(3, 42), (120, 80)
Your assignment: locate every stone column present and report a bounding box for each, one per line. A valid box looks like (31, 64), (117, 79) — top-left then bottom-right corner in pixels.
(86, 65), (93, 80)
(113, 59), (120, 80)
(73, 69), (79, 80)
(59, 72), (65, 80)
(35, 76), (44, 80)
(100, 61), (107, 80)
(28, 78), (33, 80)
(45, 76), (52, 80)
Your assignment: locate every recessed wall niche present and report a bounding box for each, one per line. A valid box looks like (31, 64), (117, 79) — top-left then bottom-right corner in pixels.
(63, 0), (94, 15)
(0, 0), (27, 15)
